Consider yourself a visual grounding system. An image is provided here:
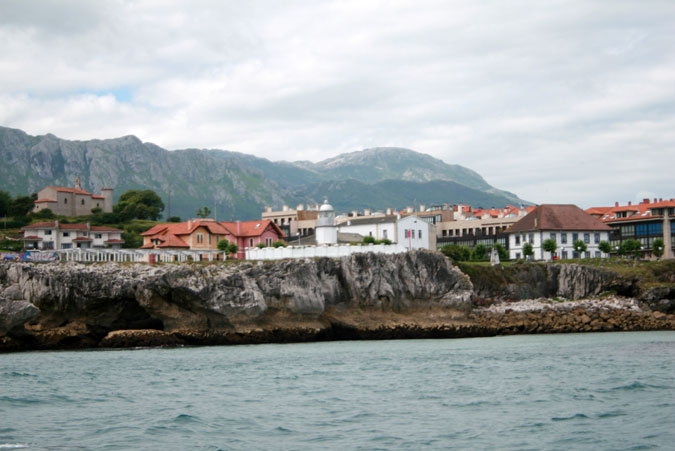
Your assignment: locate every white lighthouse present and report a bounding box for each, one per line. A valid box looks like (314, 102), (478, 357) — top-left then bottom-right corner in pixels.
(316, 199), (337, 245)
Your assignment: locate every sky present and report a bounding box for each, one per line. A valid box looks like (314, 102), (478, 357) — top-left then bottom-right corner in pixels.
(1, 0), (674, 208)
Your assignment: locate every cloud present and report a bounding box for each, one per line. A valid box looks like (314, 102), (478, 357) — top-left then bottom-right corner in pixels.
(0, 0), (674, 207)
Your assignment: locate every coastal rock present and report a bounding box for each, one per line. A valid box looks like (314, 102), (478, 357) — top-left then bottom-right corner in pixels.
(0, 251), (472, 348)
(0, 298), (40, 335)
(640, 286), (675, 314)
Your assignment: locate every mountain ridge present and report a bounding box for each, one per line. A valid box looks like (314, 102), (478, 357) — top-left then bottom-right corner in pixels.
(0, 126), (530, 220)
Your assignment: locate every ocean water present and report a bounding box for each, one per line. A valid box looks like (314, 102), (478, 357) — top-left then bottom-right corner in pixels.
(1, 332), (674, 450)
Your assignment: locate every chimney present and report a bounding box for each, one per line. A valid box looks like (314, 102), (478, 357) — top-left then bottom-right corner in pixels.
(297, 204), (304, 211)
(282, 205), (288, 212)
(265, 206), (272, 213)
(406, 206), (413, 213)
(419, 204), (425, 212)
(188, 219), (192, 229)
(364, 208), (371, 216)
(351, 210), (357, 217)
(237, 220), (241, 235)
(386, 208), (392, 215)
(615, 202), (619, 207)
(654, 198), (658, 203)
(628, 201), (632, 206)
(643, 198), (649, 204)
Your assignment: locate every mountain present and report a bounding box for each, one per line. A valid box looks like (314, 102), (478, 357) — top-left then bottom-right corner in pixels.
(0, 126), (529, 220)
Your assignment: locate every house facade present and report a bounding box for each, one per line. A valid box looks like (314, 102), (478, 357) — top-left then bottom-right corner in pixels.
(337, 215), (398, 242)
(507, 204), (611, 260)
(586, 198), (675, 258)
(397, 215), (436, 250)
(140, 218), (285, 259)
(33, 178), (113, 216)
(22, 221), (124, 250)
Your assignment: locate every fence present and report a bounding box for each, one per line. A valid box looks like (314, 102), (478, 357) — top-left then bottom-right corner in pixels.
(245, 243), (408, 260)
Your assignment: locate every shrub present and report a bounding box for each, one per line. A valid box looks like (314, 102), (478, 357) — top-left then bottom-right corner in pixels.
(598, 240), (612, 254)
(493, 243), (509, 261)
(378, 238), (392, 245)
(440, 244), (471, 262)
(362, 236), (376, 244)
(272, 240), (287, 248)
(255, 242), (266, 248)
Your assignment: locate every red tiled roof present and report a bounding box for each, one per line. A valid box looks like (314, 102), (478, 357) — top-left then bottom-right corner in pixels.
(140, 220), (231, 237)
(157, 235), (189, 248)
(72, 237), (93, 241)
(21, 221), (122, 232)
(104, 239), (125, 243)
(22, 236), (42, 240)
(508, 204), (611, 232)
(22, 221), (58, 229)
(46, 186), (92, 195)
(34, 199), (57, 203)
(220, 220), (285, 238)
(92, 195), (105, 200)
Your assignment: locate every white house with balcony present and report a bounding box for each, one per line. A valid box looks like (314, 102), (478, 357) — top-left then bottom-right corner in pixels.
(507, 204), (611, 260)
(21, 221), (125, 250)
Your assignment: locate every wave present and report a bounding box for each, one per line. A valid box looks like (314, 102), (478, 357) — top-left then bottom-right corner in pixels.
(551, 413), (589, 421)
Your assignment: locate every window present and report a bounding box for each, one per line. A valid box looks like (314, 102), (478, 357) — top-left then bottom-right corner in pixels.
(418, 230), (422, 239)
(383, 230), (388, 239)
(208, 235), (212, 245)
(62, 232), (70, 237)
(62, 243), (72, 249)
(620, 225), (635, 237)
(595, 251), (601, 258)
(573, 232), (579, 242)
(529, 233), (534, 244)
(516, 252), (521, 259)
(584, 233), (590, 244)
(442, 230), (447, 237)
(549, 233), (556, 241)
(369, 231), (373, 237)
(196, 233), (203, 244)
(594, 232), (600, 243)
(43, 241), (54, 250)
(648, 222), (662, 235)
(515, 235), (520, 245)
(266, 238), (273, 246)
(96, 203), (100, 207)
(562, 250), (568, 259)
(561, 233), (567, 244)
(249, 238), (254, 247)
(45, 230), (52, 235)
(64, 198), (67, 204)
(95, 234), (102, 239)
(81, 199), (85, 205)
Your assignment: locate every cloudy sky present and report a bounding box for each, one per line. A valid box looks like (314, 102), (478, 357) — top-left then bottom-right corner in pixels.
(1, 0), (674, 207)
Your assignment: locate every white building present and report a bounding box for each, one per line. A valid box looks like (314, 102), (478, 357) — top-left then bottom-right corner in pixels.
(397, 215), (436, 250)
(22, 221), (124, 250)
(316, 200), (338, 245)
(507, 204), (611, 260)
(338, 215), (398, 242)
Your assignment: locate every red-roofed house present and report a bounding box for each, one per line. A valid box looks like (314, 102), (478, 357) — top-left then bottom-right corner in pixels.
(21, 221), (124, 250)
(140, 218), (285, 259)
(587, 198), (675, 257)
(507, 204), (611, 260)
(33, 178), (113, 216)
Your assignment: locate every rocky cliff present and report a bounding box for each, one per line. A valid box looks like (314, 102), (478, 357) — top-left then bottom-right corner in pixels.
(1, 253), (673, 352)
(0, 251), (473, 350)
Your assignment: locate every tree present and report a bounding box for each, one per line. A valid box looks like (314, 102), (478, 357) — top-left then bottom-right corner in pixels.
(472, 243), (488, 261)
(619, 239), (641, 258)
(168, 216), (181, 223)
(91, 207), (103, 215)
(598, 240), (612, 255)
(196, 206), (211, 219)
(522, 242), (534, 260)
(32, 208), (55, 219)
(542, 238), (557, 260)
(652, 238), (665, 259)
(440, 244), (471, 262)
(0, 190), (11, 217)
(217, 239), (230, 251)
(113, 190), (164, 221)
(9, 194), (37, 218)
(573, 239), (587, 256)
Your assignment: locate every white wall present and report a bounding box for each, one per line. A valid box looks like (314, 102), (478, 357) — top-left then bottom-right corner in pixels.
(246, 243), (407, 260)
(338, 222), (397, 242)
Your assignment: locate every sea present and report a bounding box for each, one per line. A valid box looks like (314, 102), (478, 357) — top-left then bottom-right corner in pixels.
(1, 331), (674, 450)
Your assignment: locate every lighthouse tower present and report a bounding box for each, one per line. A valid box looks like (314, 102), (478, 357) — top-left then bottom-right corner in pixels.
(316, 199), (337, 245)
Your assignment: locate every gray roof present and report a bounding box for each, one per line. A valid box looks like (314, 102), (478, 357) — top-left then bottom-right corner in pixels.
(339, 215), (397, 226)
